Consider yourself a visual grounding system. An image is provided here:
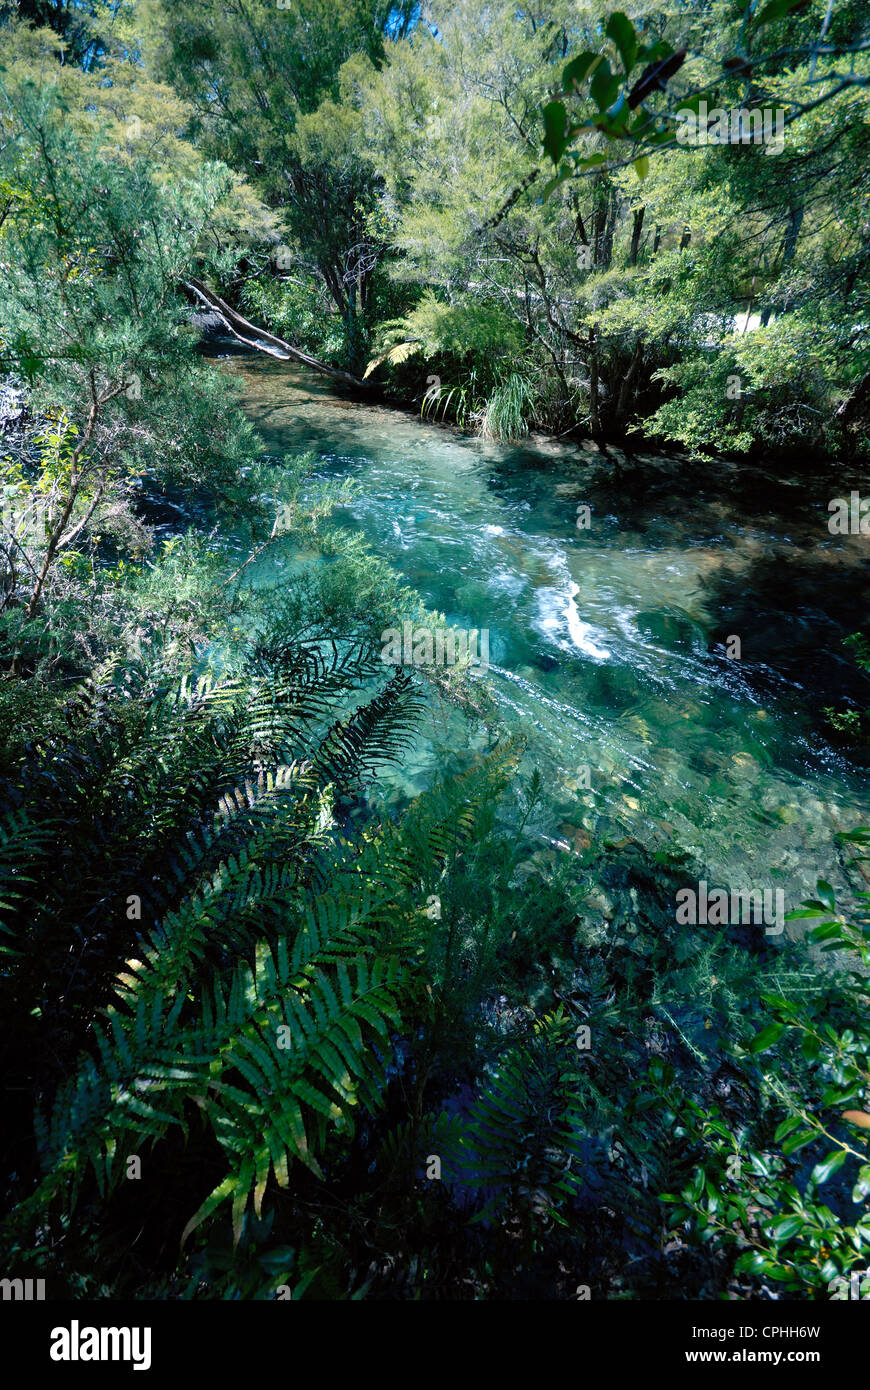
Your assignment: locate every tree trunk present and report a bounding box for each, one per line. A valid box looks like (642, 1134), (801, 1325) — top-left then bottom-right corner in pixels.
(783, 203), (804, 266)
(614, 337), (644, 436)
(588, 325), (604, 442)
(629, 206), (645, 266)
(184, 279), (371, 389)
(593, 179), (617, 270)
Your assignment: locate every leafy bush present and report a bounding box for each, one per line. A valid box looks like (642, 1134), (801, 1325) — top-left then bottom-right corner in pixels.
(656, 848), (870, 1297)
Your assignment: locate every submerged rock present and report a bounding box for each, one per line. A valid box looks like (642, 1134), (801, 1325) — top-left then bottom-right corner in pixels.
(634, 608), (706, 652)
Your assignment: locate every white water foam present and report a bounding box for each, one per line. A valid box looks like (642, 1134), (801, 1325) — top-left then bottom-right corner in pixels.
(532, 570), (611, 661)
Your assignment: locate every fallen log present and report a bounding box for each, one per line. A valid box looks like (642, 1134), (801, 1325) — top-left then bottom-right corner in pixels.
(182, 278), (372, 390)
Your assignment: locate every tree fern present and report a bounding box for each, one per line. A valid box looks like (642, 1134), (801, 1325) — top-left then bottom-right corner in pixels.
(31, 896), (414, 1246)
(0, 621), (434, 1233)
(439, 1009), (588, 1225)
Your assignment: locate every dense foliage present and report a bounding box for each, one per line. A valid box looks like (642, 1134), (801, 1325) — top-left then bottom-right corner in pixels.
(117, 0), (870, 457)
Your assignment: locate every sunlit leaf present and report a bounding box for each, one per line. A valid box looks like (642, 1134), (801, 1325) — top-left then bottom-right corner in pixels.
(605, 13), (638, 74)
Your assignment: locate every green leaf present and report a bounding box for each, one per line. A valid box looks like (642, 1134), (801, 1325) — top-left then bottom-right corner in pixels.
(734, 1250), (767, 1275)
(771, 1215), (804, 1241)
(605, 13), (638, 74)
(637, 39), (673, 64)
(816, 880), (836, 911)
(540, 168), (569, 202)
(750, 1021), (784, 1053)
(181, 1175), (235, 1247)
(633, 155), (649, 180)
(562, 52), (604, 91)
(852, 1164), (870, 1201)
(809, 921), (844, 943)
(570, 152), (609, 171)
(590, 64), (620, 114)
(688, 1166), (706, 1201)
(774, 1115), (803, 1142)
(781, 1128), (816, 1157)
(705, 1118), (732, 1140)
(811, 1150), (848, 1186)
(755, 0), (810, 25)
(836, 828), (870, 845)
(542, 101), (570, 164)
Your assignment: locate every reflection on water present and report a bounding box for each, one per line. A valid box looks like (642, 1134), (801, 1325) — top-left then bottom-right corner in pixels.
(224, 352), (869, 908)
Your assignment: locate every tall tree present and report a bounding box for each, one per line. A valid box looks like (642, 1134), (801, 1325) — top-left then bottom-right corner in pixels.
(146, 0), (416, 366)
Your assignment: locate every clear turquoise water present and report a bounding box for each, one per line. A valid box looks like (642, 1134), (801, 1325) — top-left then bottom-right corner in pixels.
(228, 353), (869, 920)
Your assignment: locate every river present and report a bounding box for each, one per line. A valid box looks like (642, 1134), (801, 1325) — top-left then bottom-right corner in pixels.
(223, 350), (869, 920)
